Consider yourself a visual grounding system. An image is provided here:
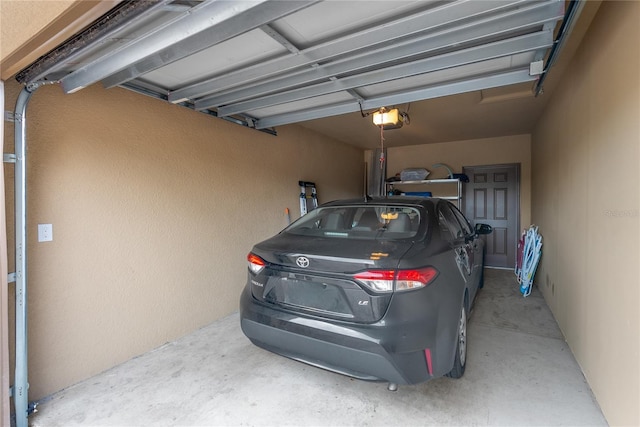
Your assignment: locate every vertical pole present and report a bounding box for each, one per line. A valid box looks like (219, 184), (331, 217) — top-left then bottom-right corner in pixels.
(13, 86), (36, 427)
(363, 161), (368, 198)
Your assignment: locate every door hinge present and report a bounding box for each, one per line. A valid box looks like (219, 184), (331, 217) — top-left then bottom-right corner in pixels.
(3, 154), (16, 163)
(4, 111), (15, 122)
(8, 272), (16, 283)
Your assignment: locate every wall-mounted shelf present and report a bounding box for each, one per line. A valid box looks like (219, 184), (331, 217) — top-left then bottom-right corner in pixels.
(386, 178), (462, 207)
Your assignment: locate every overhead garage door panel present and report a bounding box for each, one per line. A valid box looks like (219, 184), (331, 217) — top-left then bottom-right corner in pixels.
(140, 29), (290, 90)
(16, 0), (567, 131)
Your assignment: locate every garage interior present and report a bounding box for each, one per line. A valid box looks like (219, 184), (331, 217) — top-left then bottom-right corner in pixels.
(0, 0), (638, 426)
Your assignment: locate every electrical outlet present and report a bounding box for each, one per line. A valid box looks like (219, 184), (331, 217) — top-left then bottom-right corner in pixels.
(38, 224), (53, 242)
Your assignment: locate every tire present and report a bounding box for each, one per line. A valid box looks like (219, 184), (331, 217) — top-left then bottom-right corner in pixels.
(446, 305), (467, 379)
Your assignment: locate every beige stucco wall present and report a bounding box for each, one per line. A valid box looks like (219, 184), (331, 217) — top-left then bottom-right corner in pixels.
(3, 79), (364, 399)
(0, 0), (76, 56)
(531, 1), (640, 425)
(378, 134), (532, 228)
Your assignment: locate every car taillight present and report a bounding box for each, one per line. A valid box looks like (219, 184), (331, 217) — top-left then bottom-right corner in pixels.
(353, 267), (438, 293)
(395, 267), (438, 291)
(247, 253), (266, 274)
(353, 270), (396, 292)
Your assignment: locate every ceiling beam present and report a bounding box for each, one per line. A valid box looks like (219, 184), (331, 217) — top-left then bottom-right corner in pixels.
(218, 31), (553, 118)
(259, 24), (300, 54)
(168, 0), (538, 103)
(346, 89), (364, 102)
(254, 69), (537, 129)
(60, 0), (318, 93)
(194, 1), (562, 111)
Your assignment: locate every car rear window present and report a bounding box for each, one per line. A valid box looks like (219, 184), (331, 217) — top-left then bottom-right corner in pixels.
(284, 205), (422, 240)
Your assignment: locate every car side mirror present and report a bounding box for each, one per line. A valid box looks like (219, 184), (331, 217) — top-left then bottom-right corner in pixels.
(475, 223), (492, 235)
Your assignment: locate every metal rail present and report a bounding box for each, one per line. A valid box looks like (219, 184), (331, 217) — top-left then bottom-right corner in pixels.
(11, 82), (46, 427)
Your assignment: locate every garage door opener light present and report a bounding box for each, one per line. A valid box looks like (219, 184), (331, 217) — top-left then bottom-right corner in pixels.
(372, 107), (404, 130)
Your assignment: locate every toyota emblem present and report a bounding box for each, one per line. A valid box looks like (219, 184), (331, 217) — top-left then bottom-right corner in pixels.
(296, 256), (310, 268)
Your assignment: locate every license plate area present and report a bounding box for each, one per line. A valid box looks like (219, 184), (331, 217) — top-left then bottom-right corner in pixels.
(264, 274), (354, 318)
(256, 269), (395, 322)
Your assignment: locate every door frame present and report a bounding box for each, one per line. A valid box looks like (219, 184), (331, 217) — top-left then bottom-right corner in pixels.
(462, 163), (520, 269)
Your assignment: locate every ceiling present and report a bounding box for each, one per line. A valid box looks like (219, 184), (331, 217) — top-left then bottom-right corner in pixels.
(15, 0), (599, 149)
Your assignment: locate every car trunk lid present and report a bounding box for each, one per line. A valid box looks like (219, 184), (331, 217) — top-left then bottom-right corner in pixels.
(249, 235), (414, 323)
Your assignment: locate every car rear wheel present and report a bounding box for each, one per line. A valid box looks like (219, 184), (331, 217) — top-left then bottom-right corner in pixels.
(446, 305), (467, 379)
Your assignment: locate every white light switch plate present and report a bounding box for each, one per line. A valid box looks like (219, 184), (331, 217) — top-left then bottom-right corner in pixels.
(38, 224), (53, 242)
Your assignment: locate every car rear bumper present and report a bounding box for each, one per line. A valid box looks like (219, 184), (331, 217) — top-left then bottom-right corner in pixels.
(239, 285), (451, 385)
(241, 318), (413, 383)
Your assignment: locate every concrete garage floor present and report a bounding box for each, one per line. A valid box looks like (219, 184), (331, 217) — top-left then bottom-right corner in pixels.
(31, 269), (606, 426)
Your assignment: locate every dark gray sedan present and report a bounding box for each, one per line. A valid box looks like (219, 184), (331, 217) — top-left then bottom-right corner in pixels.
(240, 197), (492, 389)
